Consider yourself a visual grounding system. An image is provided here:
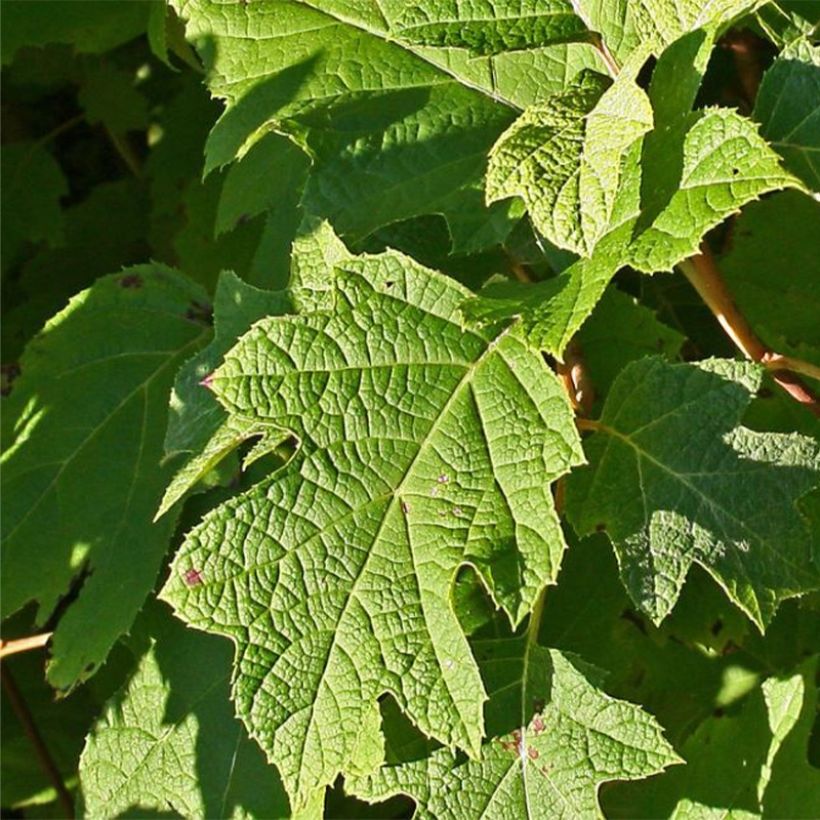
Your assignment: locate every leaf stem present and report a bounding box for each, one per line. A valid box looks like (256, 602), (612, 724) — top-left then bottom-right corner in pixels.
(575, 417), (601, 432)
(0, 632), (52, 659)
(1, 665), (75, 818)
(679, 246), (820, 416)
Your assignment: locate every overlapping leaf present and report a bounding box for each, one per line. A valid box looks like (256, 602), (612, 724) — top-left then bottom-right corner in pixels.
(349, 640), (679, 818)
(170, 0), (607, 248)
(161, 233), (583, 809)
(1, 267), (210, 689)
(605, 658), (820, 818)
(566, 357), (820, 628)
(487, 66), (653, 255)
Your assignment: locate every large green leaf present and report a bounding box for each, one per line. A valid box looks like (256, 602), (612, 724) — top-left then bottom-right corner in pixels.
(349, 640), (680, 818)
(161, 233), (583, 809)
(754, 37), (820, 191)
(80, 602), (294, 819)
(566, 357), (820, 628)
(171, 0), (606, 246)
(1, 266), (210, 689)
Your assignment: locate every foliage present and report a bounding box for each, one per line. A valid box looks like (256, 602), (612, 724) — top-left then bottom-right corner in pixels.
(1, 1), (818, 818)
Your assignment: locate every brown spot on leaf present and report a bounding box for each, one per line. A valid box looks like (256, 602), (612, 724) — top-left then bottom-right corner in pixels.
(119, 273), (143, 289)
(528, 747), (540, 760)
(1, 363), (21, 396)
(186, 300), (214, 326)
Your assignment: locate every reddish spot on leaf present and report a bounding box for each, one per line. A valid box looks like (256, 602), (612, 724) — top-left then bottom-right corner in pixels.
(119, 273), (143, 289)
(199, 373), (214, 389)
(527, 746), (540, 760)
(532, 716), (545, 734)
(184, 568), (203, 586)
(437, 474), (450, 484)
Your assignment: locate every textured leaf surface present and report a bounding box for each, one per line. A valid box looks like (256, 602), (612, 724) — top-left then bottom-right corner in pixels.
(349, 641), (679, 819)
(575, 0), (766, 64)
(161, 239), (583, 808)
(755, 37), (820, 191)
(80, 602), (293, 819)
(487, 68), (652, 255)
(1, 267), (210, 688)
(171, 0), (605, 245)
(566, 357), (820, 628)
(606, 658), (820, 818)
(393, 0), (588, 55)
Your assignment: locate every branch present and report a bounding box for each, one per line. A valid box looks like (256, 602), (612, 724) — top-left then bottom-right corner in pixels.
(679, 246), (820, 416)
(557, 340), (595, 416)
(1, 665), (75, 818)
(0, 632), (52, 659)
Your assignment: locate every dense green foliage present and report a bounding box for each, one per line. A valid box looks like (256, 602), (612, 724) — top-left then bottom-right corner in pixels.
(1, 1), (819, 818)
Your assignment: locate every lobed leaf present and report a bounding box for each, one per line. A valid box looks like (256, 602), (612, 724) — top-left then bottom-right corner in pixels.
(566, 357), (820, 628)
(1, 266), (210, 689)
(161, 235), (583, 809)
(350, 641), (680, 819)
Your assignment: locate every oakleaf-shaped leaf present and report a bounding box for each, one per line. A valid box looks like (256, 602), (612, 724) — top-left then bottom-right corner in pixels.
(1, 266), (210, 689)
(487, 67), (652, 256)
(80, 602), (295, 819)
(161, 242), (583, 809)
(566, 357), (820, 628)
(171, 0), (605, 247)
(349, 640), (679, 818)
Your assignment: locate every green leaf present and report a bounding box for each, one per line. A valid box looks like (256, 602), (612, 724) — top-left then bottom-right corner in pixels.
(605, 658), (820, 818)
(754, 37), (820, 191)
(171, 0), (605, 246)
(575, 286), (685, 398)
(720, 190), (820, 355)
(486, 67), (653, 256)
(77, 63), (149, 134)
(79, 601), (294, 819)
(628, 107), (803, 272)
(161, 235), (583, 809)
(566, 357), (820, 628)
(1, 266), (210, 689)
(392, 0), (589, 55)
(1, 142), (67, 273)
(349, 641), (680, 818)
(0, 0), (151, 64)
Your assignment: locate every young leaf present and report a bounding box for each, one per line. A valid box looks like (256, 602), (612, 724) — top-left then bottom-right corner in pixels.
(161, 239), (583, 809)
(349, 643), (680, 818)
(754, 37), (820, 191)
(486, 67), (653, 256)
(566, 357), (820, 629)
(79, 602), (295, 819)
(1, 266), (210, 689)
